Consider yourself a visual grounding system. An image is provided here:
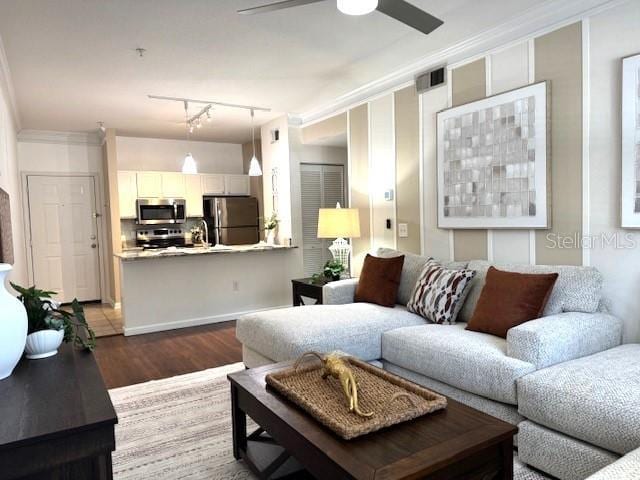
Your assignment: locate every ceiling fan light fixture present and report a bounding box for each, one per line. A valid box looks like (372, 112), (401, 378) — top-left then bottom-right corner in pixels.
(337, 0), (378, 16)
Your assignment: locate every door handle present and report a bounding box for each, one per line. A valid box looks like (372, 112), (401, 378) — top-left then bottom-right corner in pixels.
(91, 244), (97, 248)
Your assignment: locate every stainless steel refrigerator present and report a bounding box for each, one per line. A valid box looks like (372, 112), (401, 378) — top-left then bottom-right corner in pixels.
(203, 196), (260, 246)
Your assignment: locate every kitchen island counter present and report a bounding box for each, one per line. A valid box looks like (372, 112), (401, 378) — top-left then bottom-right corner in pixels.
(117, 243), (301, 336)
(116, 244), (296, 261)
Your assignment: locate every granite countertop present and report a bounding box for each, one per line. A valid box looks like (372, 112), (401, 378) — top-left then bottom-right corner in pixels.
(116, 243), (297, 261)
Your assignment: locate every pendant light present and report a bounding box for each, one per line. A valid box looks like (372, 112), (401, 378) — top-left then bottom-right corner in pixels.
(248, 109), (262, 177)
(182, 101), (197, 174)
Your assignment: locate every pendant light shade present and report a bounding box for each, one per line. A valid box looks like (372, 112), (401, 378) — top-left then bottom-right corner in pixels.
(337, 0), (378, 16)
(182, 101), (198, 174)
(248, 155), (262, 176)
(182, 152), (197, 174)
(248, 109), (262, 177)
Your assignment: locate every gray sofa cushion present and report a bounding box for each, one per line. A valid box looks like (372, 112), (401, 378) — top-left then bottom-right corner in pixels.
(236, 303), (426, 363)
(381, 323), (536, 404)
(587, 447), (640, 480)
(518, 421), (620, 480)
(517, 344), (640, 455)
(459, 261), (603, 322)
(376, 248), (467, 306)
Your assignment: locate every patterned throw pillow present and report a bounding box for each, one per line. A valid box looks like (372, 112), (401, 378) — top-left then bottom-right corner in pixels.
(407, 259), (476, 324)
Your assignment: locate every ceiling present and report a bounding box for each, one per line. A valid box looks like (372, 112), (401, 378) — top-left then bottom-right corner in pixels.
(0, 0), (555, 143)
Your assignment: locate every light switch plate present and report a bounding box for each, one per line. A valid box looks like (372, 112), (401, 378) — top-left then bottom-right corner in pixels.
(398, 223), (409, 238)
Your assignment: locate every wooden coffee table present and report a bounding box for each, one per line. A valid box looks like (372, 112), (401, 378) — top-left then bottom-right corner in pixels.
(228, 361), (517, 480)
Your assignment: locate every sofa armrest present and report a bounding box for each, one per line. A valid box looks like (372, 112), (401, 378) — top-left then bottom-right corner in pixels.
(506, 312), (623, 369)
(322, 278), (358, 305)
(586, 447), (640, 480)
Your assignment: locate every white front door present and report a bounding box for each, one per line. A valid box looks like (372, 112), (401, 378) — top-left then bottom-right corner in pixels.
(27, 175), (101, 303)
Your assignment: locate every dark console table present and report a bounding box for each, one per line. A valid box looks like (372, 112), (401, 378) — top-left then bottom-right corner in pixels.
(0, 343), (118, 479)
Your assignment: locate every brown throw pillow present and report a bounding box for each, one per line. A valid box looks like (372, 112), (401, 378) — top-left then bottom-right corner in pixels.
(355, 254), (405, 307)
(466, 266), (559, 338)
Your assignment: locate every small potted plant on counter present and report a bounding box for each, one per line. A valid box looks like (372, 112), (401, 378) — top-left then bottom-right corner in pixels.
(11, 283), (96, 359)
(264, 212), (279, 245)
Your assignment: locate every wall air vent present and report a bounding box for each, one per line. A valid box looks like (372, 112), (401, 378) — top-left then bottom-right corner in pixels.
(415, 66), (447, 94)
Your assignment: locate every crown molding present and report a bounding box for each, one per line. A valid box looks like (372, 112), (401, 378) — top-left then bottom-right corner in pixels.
(293, 0), (628, 126)
(0, 33), (21, 130)
(18, 130), (102, 146)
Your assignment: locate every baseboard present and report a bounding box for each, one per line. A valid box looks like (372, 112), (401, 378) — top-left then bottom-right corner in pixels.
(122, 304), (291, 336)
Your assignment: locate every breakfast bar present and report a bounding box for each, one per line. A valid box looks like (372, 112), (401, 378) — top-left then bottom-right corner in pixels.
(116, 245), (299, 336)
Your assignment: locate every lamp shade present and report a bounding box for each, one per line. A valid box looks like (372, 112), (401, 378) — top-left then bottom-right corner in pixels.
(317, 207), (360, 239)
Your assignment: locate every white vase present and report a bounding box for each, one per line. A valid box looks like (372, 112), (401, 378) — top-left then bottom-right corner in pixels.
(266, 230), (276, 245)
(0, 264), (28, 380)
(25, 329), (64, 359)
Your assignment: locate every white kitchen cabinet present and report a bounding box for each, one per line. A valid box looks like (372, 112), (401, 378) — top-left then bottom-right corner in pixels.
(185, 174), (204, 217)
(224, 174), (250, 195)
(136, 172), (163, 198)
(201, 174), (225, 195)
(161, 172), (186, 198)
(117, 171), (138, 219)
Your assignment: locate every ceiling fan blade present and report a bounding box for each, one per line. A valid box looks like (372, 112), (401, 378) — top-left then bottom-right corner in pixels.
(238, 0), (325, 15)
(376, 0), (443, 35)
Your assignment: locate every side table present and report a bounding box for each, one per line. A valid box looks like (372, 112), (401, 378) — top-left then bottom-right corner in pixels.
(291, 277), (328, 306)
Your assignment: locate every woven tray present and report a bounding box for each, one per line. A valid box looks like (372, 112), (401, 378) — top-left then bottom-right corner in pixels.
(265, 356), (447, 440)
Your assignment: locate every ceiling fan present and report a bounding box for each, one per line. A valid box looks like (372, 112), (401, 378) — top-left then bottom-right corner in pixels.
(238, 0), (444, 36)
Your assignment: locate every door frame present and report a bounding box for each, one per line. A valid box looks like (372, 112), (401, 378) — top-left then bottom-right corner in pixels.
(20, 171), (110, 304)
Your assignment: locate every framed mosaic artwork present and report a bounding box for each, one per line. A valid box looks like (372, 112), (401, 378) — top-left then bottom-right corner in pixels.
(621, 53), (640, 228)
(436, 81), (550, 229)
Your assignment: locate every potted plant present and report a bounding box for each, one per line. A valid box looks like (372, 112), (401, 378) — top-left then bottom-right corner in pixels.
(323, 259), (346, 281)
(311, 259), (346, 284)
(264, 212), (279, 245)
(11, 283), (96, 359)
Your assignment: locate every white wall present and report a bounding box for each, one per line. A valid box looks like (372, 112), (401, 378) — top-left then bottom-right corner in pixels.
(116, 136), (243, 173)
(589, 1), (640, 342)
(0, 72), (26, 286)
(18, 140), (103, 174)
(369, 94), (396, 250)
(260, 116), (292, 243)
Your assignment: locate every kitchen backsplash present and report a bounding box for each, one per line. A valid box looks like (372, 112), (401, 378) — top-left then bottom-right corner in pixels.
(120, 218), (204, 249)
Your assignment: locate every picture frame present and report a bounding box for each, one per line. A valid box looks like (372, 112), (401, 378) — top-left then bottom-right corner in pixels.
(621, 53), (640, 228)
(436, 81), (550, 229)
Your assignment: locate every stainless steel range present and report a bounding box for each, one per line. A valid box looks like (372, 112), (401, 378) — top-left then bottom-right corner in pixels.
(136, 228), (192, 250)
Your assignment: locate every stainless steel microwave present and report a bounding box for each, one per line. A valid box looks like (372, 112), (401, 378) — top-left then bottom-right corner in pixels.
(136, 198), (186, 225)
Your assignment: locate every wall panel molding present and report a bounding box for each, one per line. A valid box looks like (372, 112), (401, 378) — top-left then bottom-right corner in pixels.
(534, 22), (583, 266)
(450, 58), (488, 261)
(394, 86), (421, 254)
(348, 104), (371, 275)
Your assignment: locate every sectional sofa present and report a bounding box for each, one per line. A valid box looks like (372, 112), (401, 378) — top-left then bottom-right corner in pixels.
(236, 248), (639, 479)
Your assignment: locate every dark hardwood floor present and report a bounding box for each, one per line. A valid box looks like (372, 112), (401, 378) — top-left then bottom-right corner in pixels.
(94, 321), (242, 389)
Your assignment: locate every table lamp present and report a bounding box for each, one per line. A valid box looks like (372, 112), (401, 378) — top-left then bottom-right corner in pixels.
(317, 203), (361, 271)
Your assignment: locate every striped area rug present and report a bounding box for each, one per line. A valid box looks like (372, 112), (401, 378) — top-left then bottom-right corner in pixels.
(109, 363), (548, 480)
